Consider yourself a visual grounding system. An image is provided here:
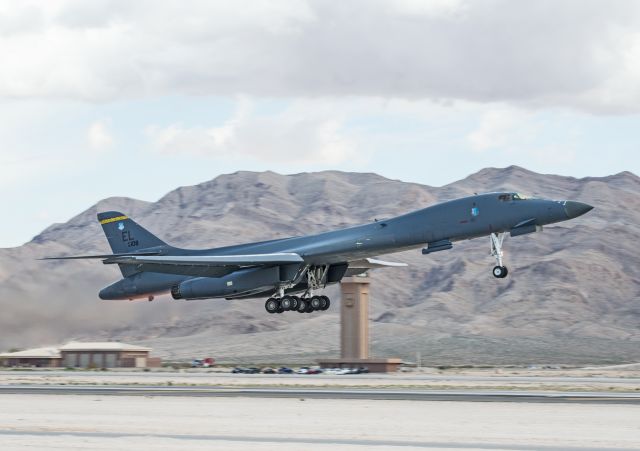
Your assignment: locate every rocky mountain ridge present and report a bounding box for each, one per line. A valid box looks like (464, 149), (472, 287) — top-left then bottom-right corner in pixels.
(1, 166), (639, 364)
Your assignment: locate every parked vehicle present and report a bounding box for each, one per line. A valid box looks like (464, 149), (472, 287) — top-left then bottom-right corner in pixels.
(296, 367), (310, 374)
(191, 357), (215, 368)
(261, 367), (276, 374)
(277, 367), (293, 374)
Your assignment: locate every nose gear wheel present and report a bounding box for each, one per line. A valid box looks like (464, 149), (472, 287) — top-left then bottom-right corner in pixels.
(490, 232), (509, 278)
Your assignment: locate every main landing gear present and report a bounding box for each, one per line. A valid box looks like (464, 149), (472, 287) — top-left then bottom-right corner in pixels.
(265, 295), (331, 314)
(265, 265), (332, 314)
(490, 232), (508, 278)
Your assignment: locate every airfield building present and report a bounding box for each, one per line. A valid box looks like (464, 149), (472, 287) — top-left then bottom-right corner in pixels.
(0, 347), (61, 368)
(0, 342), (161, 368)
(59, 342), (160, 368)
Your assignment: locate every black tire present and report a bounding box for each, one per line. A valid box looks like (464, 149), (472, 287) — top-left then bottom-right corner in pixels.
(320, 296), (330, 311)
(492, 266), (507, 278)
(310, 296), (322, 310)
(305, 302), (315, 313)
(280, 295), (293, 311)
(290, 296), (300, 310)
(265, 298), (280, 314)
(297, 298), (308, 313)
(501, 266), (509, 278)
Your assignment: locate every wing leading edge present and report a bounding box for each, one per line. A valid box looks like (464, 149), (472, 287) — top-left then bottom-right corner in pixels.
(43, 252), (305, 278)
(105, 253), (304, 266)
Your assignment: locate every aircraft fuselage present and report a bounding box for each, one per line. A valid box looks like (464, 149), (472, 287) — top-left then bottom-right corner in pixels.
(96, 192), (592, 303)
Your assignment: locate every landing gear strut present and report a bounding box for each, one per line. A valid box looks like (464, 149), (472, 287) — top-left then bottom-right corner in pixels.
(490, 232), (508, 278)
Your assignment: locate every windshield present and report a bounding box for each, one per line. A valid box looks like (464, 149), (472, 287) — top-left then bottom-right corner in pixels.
(498, 193), (530, 202)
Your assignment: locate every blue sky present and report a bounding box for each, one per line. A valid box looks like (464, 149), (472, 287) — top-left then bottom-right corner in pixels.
(1, 1), (639, 247)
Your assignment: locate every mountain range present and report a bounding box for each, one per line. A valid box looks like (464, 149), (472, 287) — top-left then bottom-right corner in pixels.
(1, 166), (639, 365)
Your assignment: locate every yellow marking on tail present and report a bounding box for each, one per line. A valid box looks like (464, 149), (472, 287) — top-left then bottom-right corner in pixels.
(99, 215), (128, 225)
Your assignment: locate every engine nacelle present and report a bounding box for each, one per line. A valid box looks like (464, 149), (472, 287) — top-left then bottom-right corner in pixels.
(171, 266), (281, 300)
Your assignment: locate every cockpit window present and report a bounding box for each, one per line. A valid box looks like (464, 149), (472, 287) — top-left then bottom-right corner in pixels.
(498, 194), (512, 202)
(512, 193), (530, 200)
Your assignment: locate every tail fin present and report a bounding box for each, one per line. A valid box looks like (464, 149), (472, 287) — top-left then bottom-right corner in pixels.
(97, 211), (166, 277)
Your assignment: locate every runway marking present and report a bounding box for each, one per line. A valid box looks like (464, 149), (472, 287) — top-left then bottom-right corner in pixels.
(0, 430), (634, 451)
(1, 385), (639, 404)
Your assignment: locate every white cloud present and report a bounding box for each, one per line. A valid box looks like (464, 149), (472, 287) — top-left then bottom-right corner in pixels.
(146, 97), (359, 165)
(390, 0), (468, 18)
(0, 1), (639, 113)
(87, 120), (113, 151)
(466, 105), (578, 165)
(467, 107), (532, 152)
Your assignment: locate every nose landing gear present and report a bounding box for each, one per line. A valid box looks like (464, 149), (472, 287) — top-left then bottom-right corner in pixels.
(490, 232), (509, 278)
(492, 265), (508, 278)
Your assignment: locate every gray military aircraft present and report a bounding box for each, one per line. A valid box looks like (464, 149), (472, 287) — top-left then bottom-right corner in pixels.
(44, 192), (592, 314)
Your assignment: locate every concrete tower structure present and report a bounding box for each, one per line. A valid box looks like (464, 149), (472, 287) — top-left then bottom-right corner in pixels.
(318, 275), (402, 373)
(340, 276), (370, 359)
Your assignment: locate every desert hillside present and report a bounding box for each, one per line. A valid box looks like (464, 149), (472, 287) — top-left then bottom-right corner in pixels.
(1, 166), (639, 365)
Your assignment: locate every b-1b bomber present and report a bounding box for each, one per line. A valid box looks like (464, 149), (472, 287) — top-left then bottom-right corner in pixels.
(44, 192), (593, 314)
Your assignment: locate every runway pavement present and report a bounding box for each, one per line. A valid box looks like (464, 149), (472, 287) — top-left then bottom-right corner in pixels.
(3, 369), (640, 385)
(1, 384), (639, 404)
(1, 392), (638, 450)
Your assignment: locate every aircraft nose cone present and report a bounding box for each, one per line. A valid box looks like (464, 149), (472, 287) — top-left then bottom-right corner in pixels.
(564, 201), (594, 219)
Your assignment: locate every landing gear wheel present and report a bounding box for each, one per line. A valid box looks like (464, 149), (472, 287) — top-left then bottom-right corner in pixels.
(290, 296), (300, 310)
(492, 265), (508, 278)
(305, 302), (315, 313)
(297, 298), (308, 313)
(280, 295), (293, 311)
(310, 296), (322, 310)
(265, 298), (280, 314)
(319, 296), (330, 311)
(490, 232), (509, 279)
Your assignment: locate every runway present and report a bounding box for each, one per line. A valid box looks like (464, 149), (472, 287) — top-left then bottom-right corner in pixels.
(2, 373), (639, 449)
(1, 384), (640, 404)
(1, 392), (638, 450)
(4, 369), (640, 385)
(0, 429), (635, 451)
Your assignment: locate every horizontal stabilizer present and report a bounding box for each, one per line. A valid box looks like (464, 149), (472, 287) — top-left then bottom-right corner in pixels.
(513, 218), (537, 229)
(40, 251), (163, 261)
(510, 218), (542, 237)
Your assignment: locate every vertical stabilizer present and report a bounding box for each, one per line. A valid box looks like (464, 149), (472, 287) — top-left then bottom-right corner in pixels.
(97, 211), (166, 276)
